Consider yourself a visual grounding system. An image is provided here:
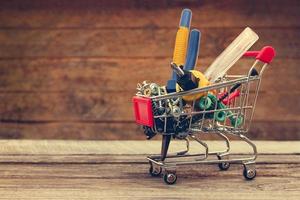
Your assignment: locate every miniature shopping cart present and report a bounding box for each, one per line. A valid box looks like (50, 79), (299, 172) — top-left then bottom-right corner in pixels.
(133, 46), (275, 184)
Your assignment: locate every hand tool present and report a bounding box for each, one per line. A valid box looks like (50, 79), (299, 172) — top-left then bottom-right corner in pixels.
(171, 62), (199, 91)
(166, 9), (191, 93)
(184, 29), (201, 71)
(204, 27), (259, 83)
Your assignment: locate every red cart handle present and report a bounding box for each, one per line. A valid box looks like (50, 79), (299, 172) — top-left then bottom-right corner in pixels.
(243, 46), (276, 64)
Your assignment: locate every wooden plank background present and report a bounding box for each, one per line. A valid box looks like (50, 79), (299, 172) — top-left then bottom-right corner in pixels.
(0, 0), (299, 140)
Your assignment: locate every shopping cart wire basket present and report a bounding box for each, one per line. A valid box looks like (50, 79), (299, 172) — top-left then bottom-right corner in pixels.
(133, 46), (275, 184)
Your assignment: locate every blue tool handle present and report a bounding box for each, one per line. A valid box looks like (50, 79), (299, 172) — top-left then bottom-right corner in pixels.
(166, 79), (177, 93)
(184, 29), (201, 71)
(179, 9), (192, 28)
(171, 70), (177, 80)
(166, 8), (192, 93)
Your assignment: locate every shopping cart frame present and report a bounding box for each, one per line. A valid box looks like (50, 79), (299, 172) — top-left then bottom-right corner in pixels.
(133, 46), (275, 184)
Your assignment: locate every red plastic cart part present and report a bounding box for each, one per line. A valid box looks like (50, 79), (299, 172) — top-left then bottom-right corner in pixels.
(132, 96), (154, 127)
(243, 46), (276, 64)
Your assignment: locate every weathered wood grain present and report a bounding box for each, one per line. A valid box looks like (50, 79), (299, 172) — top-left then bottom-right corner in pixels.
(0, 58), (298, 92)
(0, 28), (298, 58)
(0, 122), (144, 140)
(0, 0), (299, 28)
(0, 181), (298, 200)
(0, 140), (298, 199)
(0, 92), (298, 121)
(0, 0), (299, 140)
(0, 154), (299, 164)
(0, 140), (299, 155)
(0, 171), (298, 200)
(0, 121), (299, 140)
(0, 163), (299, 180)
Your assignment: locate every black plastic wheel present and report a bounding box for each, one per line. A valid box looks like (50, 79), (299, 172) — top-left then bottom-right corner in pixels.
(149, 164), (162, 177)
(218, 162), (230, 171)
(217, 155), (230, 171)
(163, 173), (177, 185)
(243, 168), (256, 180)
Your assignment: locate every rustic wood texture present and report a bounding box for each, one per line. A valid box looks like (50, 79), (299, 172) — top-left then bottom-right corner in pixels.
(0, 140), (298, 199)
(0, 0), (299, 139)
(0, 28), (298, 58)
(0, 121), (299, 140)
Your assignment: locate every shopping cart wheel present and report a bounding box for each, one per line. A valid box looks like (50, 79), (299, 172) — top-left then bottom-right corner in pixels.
(218, 162), (230, 171)
(149, 162), (162, 177)
(163, 172), (177, 185)
(243, 167), (256, 180)
(217, 155), (230, 171)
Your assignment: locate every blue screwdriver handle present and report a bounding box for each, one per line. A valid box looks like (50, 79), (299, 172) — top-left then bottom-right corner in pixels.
(184, 29), (201, 71)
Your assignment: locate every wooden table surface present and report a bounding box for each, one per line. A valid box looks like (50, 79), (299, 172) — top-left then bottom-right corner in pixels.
(0, 140), (299, 199)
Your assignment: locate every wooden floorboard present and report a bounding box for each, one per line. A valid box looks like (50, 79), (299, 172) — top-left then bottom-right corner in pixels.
(0, 163), (298, 199)
(0, 140), (299, 155)
(0, 140), (298, 199)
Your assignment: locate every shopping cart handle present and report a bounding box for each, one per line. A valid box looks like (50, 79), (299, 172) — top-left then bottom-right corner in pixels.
(243, 46), (276, 64)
